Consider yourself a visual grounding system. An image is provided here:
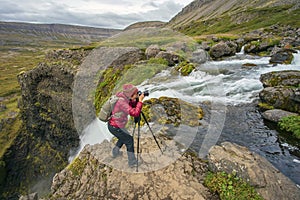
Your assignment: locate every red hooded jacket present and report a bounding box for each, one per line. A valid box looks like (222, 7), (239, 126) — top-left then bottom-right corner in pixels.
(109, 92), (143, 128)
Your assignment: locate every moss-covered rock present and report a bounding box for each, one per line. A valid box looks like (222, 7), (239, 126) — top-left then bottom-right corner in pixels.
(175, 61), (196, 76)
(142, 96), (203, 127)
(259, 70), (300, 114)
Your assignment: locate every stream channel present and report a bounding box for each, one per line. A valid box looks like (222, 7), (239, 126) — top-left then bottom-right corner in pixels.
(78, 50), (300, 186)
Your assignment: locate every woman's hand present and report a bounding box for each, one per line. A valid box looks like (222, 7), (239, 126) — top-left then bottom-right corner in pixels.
(138, 93), (145, 102)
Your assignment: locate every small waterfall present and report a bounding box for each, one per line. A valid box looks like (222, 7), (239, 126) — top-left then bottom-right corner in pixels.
(69, 118), (113, 162)
(236, 45), (245, 55)
(292, 50), (300, 65)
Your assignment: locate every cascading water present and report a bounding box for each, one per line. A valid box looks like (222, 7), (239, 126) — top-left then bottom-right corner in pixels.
(72, 50), (300, 185)
(139, 51), (300, 105)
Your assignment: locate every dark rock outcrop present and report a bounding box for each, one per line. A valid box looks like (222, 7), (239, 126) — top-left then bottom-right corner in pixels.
(269, 49), (297, 64)
(1, 50), (83, 199)
(259, 70), (300, 113)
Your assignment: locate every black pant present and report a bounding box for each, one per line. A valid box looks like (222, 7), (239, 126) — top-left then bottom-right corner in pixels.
(108, 123), (134, 153)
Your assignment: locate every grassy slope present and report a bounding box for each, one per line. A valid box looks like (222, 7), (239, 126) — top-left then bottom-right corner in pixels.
(179, 5), (300, 36)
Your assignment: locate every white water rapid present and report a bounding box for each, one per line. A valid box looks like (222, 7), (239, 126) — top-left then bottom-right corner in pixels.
(138, 51), (300, 105)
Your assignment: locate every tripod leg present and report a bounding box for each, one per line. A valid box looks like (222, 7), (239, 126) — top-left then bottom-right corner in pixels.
(132, 123), (136, 138)
(136, 119), (141, 172)
(141, 112), (163, 154)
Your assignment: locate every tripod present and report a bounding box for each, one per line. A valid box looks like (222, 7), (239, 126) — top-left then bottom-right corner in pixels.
(132, 111), (163, 172)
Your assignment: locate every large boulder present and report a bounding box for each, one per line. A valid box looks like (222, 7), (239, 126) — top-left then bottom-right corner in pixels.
(155, 51), (180, 66)
(259, 70), (300, 113)
(190, 49), (210, 64)
(269, 49), (296, 64)
(208, 142), (300, 200)
(209, 41), (237, 59)
(145, 44), (160, 59)
(260, 70), (300, 87)
(259, 87), (300, 113)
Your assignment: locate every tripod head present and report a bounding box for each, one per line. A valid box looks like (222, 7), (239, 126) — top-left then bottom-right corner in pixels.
(134, 115), (141, 124)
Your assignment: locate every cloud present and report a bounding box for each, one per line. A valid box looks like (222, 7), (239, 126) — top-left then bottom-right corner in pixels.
(0, 0), (193, 29)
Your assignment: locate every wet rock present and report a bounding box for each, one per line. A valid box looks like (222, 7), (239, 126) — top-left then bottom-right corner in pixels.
(269, 49), (296, 64)
(262, 109), (299, 123)
(260, 70), (300, 88)
(259, 87), (300, 113)
(259, 70), (300, 113)
(208, 142), (300, 200)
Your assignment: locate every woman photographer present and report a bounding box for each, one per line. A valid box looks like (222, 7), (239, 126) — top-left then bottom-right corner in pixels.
(107, 84), (144, 167)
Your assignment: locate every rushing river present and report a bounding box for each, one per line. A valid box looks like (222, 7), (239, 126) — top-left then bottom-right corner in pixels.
(75, 50), (300, 185)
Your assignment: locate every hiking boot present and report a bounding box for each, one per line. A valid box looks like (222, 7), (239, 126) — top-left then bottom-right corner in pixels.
(112, 146), (123, 158)
(128, 159), (141, 168)
(127, 152), (141, 167)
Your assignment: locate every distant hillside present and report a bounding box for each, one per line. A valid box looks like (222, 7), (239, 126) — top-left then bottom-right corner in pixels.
(167, 0), (300, 35)
(0, 21), (121, 50)
(124, 21), (166, 30)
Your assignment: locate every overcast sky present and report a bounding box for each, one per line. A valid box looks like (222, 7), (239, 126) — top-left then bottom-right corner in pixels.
(0, 0), (194, 29)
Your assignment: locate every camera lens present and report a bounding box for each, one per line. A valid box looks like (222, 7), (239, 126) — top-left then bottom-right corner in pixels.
(138, 90), (149, 96)
(144, 90), (149, 96)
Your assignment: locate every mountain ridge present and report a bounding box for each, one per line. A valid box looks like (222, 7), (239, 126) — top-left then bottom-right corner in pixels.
(167, 0), (300, 35)
(0, 21), (121, 50)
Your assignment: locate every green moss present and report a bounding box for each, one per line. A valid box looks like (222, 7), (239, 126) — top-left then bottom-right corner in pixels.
(175, 61), (195, 76)
(278, 115), (300, 139)
(204, 171), (264, 200)
(94, 65), (132, 114)
(67, 157), (88, 177)
(258, 103), (274, 110)
(142, 97), (203, 127)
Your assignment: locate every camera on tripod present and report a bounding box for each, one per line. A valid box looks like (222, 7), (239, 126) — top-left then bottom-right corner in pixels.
(138, 90), (149, 97)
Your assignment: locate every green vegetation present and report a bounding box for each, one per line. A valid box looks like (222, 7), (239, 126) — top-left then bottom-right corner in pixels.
(175, 61), (195, 76)
(279, 115), (300, 139)
(0, 51), (44, 98)
(142, 97), (203, 127)
(67, 157), (88, 177)
(258, 103), (274, 110)
(0, 116), (22, 158)
(204, 171), (264, 200)
(148, 57), (169, 66)
(180, 6), (300, 36)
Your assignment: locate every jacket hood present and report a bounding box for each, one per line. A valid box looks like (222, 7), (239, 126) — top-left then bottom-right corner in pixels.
(116, 92), (129, 100)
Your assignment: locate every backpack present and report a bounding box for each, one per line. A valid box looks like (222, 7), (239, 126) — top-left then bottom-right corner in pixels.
(98, 95), (121, 122)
